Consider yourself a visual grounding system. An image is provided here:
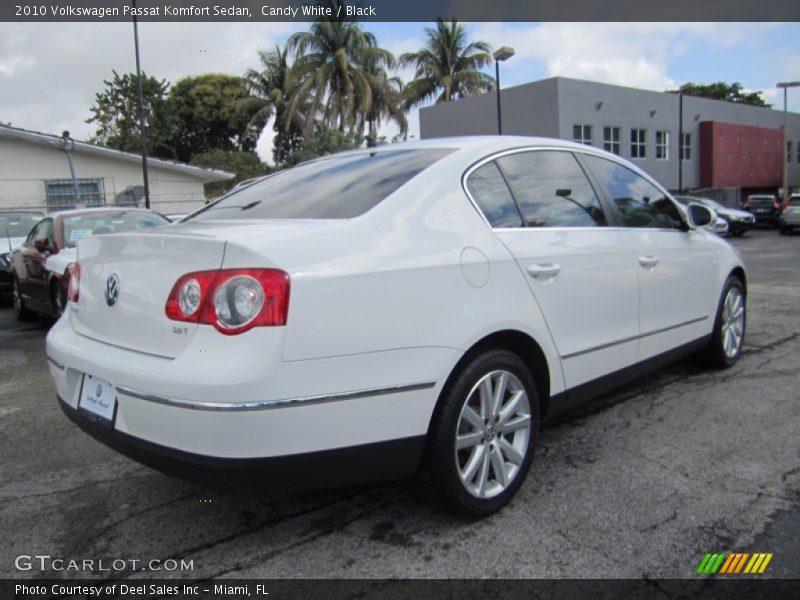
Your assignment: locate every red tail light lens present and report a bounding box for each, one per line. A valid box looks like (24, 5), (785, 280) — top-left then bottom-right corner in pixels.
(66, 263), (80, 303)
(165, 268), (290, 335)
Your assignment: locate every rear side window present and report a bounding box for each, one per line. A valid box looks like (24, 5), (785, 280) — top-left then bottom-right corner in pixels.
(496, 151), (607, 227)
(465, 162), (523, 228)
(582, 155), (683, 230)
(190, 149), (453, 220)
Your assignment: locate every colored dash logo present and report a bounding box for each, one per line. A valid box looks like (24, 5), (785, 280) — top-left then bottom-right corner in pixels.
(696, 552), (773, 575)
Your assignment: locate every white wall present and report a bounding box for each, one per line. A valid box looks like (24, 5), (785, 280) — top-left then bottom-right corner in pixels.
(0, 137), (209, 214)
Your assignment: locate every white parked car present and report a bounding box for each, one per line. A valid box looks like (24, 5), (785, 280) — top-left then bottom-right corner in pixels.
(46, 137), (747, 516)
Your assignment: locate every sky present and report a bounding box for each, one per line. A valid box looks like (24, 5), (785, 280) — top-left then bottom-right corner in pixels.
(1, 21), (799, 163)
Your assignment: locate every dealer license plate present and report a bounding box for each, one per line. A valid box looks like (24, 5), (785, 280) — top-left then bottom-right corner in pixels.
(78, 374), (117, 424)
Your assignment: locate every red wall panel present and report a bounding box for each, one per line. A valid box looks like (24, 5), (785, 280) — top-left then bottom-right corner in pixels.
(699, 121), (782, 188)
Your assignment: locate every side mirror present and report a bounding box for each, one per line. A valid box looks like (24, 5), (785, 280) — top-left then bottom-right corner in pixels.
(33, 237), (51, 252)
(687, 203), (714, 228)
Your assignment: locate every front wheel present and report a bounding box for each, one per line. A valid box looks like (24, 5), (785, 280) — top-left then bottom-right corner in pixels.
(51, 282), (66, 319)
(699, 276), (746, 368)
(417, 349), (540, 517)
(12, 277), (35, 322)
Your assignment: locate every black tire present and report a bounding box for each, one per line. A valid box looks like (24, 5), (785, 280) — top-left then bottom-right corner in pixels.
(416, 348), (540, 517)
(51, 281), (66, 319)
(12, 277), (35, 322)
(778, 225), (787, 235)
(698, 276), (746, 369)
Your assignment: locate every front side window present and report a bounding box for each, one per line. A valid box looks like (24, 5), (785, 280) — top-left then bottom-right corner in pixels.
(788, 141), (794, 163)
(465, 162), (523, 228)
(655, 130), (670, 160)
(190, 149), (453, 221)
(496, 151), (607, 228)
(603, 126), (621, 155)
(573, 124), (593, 146)
(631, 129), (647, 159)
(582, 155), (683, 229)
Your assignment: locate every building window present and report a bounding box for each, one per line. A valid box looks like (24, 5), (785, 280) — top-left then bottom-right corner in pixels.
(44, 179), (104, 211)
(573, 124), (593, 146)
(603, 126), (621, 155)
(680, 133), (692, 161)
(655, 130), (670, 160)
(630, 128), (647, 159)
(788, 141), (794, 163)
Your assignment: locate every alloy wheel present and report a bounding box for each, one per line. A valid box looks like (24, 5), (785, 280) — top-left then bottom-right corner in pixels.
(721, 287), (744, 358)
(454, 369), (531, 499)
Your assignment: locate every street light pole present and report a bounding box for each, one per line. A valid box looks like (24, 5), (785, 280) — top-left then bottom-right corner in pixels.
(132, 0), (151, 209)
(493, 47), (515, 135)
(777, 82), (800, 204)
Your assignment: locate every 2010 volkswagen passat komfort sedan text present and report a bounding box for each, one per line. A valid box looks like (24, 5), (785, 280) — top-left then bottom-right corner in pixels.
(47, 137), (747, 516)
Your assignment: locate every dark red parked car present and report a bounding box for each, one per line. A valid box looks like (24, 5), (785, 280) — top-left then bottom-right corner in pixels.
(11, 207), (169, 320)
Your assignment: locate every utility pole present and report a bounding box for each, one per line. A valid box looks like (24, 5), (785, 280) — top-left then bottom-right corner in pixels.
(132, 0), (151, 209)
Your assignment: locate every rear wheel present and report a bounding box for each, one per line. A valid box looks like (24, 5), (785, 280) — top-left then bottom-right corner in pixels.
(417, 348), (540, 517)
(12, 277), (34, 322)
(699, 276), (745, 368)
(51, 281), (66, 319)
(779, 225), (787, 235)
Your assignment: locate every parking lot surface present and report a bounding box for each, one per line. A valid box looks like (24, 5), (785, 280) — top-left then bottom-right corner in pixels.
(1, 229), (798, 579)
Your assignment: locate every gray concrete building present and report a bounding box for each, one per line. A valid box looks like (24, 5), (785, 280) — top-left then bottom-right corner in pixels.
(420, 77), (800, 200)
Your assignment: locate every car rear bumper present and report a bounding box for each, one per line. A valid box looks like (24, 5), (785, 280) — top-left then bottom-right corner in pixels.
(57, 395), (425, 489)
(46, 310), (454, 478)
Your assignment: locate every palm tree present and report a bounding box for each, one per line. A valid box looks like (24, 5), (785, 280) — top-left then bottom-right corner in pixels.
(400, 19), (495, 109)
(242, 44), (305, 164)
(361, 58), (408, 142)
(286, 1), (396, 135)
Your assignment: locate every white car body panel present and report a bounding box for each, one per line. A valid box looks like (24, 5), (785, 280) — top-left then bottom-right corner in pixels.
(46, 136), (745, 471)
(44, 246), (75, 277)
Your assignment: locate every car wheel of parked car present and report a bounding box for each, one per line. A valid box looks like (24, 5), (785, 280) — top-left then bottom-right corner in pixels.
(417, 348), (540, 517)
(12, 277), (34, 322)
(699, 276), (746, 369)
(779, 226), (787, 235)
(51, 282), (66, 319)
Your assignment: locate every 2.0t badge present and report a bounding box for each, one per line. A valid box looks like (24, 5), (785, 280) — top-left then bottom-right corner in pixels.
(105, 273), (120, 307)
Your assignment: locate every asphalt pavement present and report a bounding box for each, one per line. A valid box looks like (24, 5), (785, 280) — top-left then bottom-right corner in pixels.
(0, 227), (798, 580)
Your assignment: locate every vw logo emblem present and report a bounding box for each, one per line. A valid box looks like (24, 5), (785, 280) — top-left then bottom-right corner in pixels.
(96, 384), (102, 397)
(105, 273), (120, 307)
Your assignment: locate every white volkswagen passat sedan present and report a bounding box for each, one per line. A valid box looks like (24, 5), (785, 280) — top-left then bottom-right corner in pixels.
(46, 137), (746, 516)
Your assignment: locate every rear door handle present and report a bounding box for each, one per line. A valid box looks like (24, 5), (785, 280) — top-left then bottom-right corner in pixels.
(638, 255), (659, 268)
(527, 263), (561, 279)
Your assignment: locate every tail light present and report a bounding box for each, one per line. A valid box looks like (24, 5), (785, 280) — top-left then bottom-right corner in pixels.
(66, 262), (80, 303)
(165, 268), (290, 335)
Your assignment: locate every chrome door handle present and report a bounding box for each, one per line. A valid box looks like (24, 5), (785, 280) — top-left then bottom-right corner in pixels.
(638, 255), (659, 268)
(527, 263), (561, 279)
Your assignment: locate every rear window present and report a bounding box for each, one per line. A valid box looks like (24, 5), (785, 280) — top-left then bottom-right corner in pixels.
(789, 198), (800, 206)
(63, 211), (169, 247)
(0, 213), (41, 237)
(189, 149), (453, 221)
(748, 197), (774, 207)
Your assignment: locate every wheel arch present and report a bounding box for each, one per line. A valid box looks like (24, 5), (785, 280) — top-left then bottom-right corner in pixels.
(431, 329), (553, 429)
(729, 266), (747, 295)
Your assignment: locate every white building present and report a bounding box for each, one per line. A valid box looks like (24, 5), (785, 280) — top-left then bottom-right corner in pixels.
(0, 125), (233, 215)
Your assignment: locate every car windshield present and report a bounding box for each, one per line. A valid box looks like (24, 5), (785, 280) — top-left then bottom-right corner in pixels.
(189, 148), (453, 221)
(0, 214), (41, 238)
(789, 198), (800, 207)
(749, 197), (773, 207)
(62, 211), (169, 247)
